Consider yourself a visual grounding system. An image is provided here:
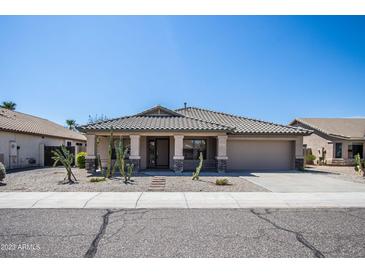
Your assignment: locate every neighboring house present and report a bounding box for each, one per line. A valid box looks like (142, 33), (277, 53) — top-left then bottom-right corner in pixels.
(78, 105), (310, 173)
(290, 118), (365, 165)
(0, 107), (86, 169)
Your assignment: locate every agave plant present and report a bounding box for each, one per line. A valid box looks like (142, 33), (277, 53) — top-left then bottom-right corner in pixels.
(52, 145), (77, 183)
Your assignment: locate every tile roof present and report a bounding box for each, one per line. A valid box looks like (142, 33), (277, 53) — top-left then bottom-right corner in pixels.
(80, 105), (310, 135)
(0, 108), (86, 141)
(291, 118), (365, 139)
(80, 115), (232, 132)
(176, 107), (311, 135)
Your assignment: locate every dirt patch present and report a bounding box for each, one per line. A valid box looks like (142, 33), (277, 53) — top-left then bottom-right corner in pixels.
(305, 165), (365, 184)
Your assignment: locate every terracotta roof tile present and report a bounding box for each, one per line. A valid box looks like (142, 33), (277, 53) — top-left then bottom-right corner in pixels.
(0, 108), (86, 141)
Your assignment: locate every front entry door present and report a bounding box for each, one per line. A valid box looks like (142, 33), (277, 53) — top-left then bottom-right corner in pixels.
(148, 138), (169, 168)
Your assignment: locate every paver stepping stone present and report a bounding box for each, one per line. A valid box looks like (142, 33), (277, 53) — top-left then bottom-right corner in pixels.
(148, 177), (166, 192)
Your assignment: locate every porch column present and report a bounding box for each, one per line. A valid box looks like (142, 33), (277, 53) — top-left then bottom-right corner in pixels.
(173, 135), (184, 173)
(85, 134), (97, 172)
(216, 135), (228, 173)
(295, 136), (304, 170)
(74, 144), (80, 167)
(342, 141), (349, 162)
(129, 135), (141, 171)
(39, 143), (45, 167)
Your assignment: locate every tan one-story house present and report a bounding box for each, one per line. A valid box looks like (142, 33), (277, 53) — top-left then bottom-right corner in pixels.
(290, 118), (365, 165)
(79, 105), (311, 173)
(0, 107), (86, 169)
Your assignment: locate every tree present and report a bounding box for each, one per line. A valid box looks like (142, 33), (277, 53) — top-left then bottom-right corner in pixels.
(66, 119), (76, 130)
(88, 114), (109, 124)
(1, 101), (16, 110)
(52, 145), (77, 183)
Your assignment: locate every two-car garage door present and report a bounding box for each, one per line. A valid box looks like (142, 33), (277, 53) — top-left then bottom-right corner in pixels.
(227, 140), (294, 171)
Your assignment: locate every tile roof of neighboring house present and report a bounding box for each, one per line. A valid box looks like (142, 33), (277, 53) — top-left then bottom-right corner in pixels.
(80, 105), (310, 135)
(291, 118), (365, 140)
(175, 107), (310, 135)
(0, 107), (86, 141)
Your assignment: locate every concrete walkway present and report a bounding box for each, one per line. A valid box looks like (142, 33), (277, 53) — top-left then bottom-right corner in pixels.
(1, 192), (365, 208)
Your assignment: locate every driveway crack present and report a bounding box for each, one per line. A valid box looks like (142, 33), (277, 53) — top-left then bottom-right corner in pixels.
(250, 209), (325, 258)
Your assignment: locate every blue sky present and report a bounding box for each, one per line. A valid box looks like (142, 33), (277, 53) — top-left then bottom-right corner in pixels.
(1, 16), (364, 126)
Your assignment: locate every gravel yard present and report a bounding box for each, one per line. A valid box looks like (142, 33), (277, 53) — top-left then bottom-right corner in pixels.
(305, 165), (365, 184)
(0, 167), (267, 192)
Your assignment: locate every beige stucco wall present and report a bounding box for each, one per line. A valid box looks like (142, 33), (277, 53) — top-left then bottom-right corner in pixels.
(303, 133), (334, 163)
(90, 132), (304, 171)
(0, 131), (85, 169)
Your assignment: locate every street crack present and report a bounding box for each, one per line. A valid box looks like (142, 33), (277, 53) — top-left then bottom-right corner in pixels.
(251, 209), (325, 258)
(84, 209), (123, 258)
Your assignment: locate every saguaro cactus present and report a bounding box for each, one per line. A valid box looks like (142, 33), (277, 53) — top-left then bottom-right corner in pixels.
(192, 152), (204, 181)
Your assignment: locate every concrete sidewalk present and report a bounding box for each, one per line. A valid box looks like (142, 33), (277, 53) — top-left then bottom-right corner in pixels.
(1, 192), (365, 208)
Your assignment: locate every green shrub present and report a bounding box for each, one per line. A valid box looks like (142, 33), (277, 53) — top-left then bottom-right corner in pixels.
(76, 152), (87, 168)
(305, 154), (316, 164)
(0, 162), (5, 182)
(215, 178), (229, 185)
(354, 153), (363, 174)
(89, 177), (106, 183)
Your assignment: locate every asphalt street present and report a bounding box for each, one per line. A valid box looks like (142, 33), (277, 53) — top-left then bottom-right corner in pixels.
(0, 208), (364, 258)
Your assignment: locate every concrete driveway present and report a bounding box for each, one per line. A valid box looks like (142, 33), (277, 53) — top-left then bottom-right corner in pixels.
(241, 171), (365, 193)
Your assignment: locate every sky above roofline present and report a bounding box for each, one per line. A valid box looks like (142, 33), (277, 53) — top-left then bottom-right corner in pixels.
(1, 16), (364, 127)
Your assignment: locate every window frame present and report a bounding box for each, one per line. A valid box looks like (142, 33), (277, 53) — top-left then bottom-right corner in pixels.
(183, 138), (208, 160)
(335, 143), (342, 159)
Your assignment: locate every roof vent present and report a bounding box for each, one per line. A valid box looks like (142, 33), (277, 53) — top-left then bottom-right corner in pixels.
(184, 102), (187, 109)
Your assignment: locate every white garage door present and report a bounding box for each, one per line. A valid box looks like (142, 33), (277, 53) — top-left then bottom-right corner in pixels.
(227, 140), (294, 171)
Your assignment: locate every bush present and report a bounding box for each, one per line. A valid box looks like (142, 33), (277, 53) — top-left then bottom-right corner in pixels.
(215, 178), (229, 185)
(0, 162), (5, 182)
(76, 152), (87, 169)
(305, 154), (316, 164)
(90, 177), (106, 183)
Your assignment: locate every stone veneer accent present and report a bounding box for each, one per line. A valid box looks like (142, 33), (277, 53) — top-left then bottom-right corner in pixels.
(173, 159), (184, 173)
(217, 159), (227, 173)
(295, 158), (304, 170)
(85, 157), (96, 173)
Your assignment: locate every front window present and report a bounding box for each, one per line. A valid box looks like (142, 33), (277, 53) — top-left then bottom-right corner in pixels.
(335, 143), (342, 158)
(111, 138), (130, 160)
(349, 143), (364, 159)
(183, 139), (207, 160)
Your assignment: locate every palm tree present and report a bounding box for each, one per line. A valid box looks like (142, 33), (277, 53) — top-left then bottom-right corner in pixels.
(1, 101), (16, 110)
(65, 119), (76, 130)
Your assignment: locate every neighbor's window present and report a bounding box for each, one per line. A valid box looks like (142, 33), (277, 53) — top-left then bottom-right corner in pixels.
(335, 143), (342, 158)
(66, 141), (72, 147)
(349, 143), (364, 159)
(183, 139), (207, 160)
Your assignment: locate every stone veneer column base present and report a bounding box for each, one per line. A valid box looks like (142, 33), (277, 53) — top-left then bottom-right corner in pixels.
(216, 159), (227, 173)
(295, 158), (304, 170)
(173, 159), (184, 174)
(85, 156), (97, 173)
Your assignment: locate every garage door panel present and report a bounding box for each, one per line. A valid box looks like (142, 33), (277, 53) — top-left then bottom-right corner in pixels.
(227, 140), (293, 170)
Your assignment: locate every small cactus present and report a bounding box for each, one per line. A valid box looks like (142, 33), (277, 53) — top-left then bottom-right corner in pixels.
(0, 162), (6, 182)
(192, 152), (204, 181)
